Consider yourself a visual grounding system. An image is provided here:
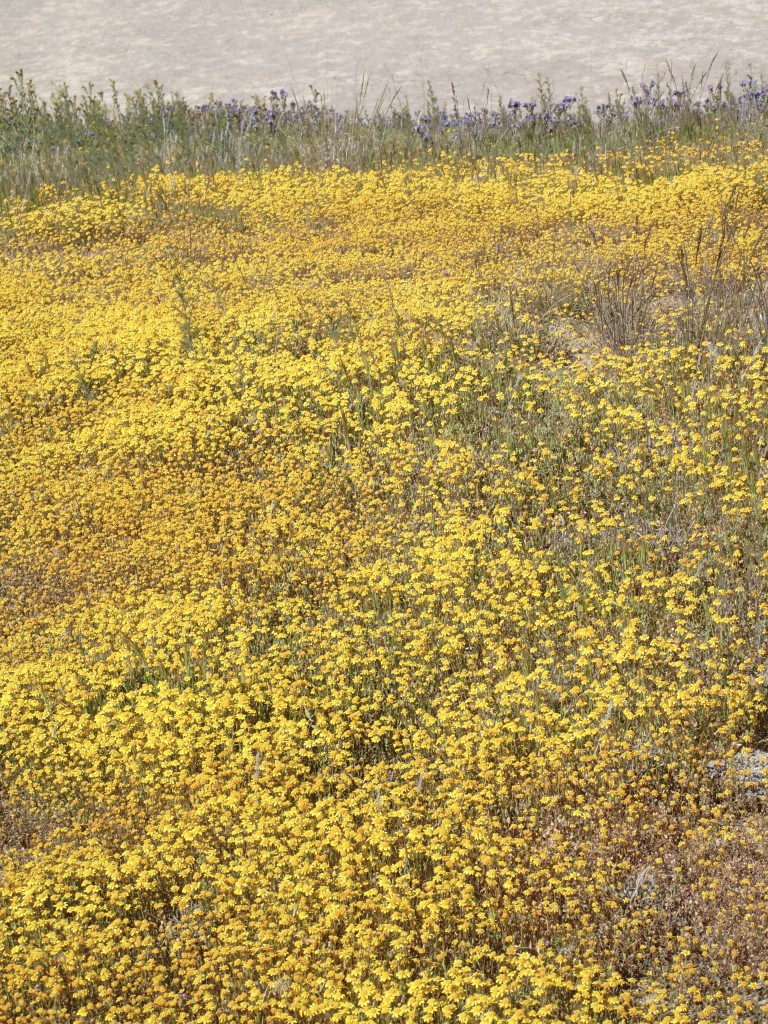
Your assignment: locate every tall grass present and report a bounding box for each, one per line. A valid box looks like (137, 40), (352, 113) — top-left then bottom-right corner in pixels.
(3, 66), (768, 205)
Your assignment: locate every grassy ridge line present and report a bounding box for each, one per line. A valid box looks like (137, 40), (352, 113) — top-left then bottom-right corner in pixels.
(2, 68), (768, 204)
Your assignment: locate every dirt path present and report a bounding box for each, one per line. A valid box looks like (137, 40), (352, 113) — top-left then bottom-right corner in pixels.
(3, 0), (765, 110)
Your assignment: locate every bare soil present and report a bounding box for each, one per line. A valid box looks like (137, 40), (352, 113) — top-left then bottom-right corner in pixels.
(3, 0), (766, 110)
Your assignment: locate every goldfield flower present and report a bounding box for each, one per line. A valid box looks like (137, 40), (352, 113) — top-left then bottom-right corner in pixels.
(1, 141), (768, 1022)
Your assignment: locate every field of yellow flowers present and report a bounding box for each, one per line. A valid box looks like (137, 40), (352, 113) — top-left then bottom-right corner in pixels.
(1, 140), (768, 1022)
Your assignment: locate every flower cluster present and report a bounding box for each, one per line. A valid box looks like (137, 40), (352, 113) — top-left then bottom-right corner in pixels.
(191, 89), (331, 133)
(1, 140), (768, 1022)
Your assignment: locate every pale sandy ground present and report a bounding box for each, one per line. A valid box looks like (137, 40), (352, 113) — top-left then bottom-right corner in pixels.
(2, 0), (766, 111)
